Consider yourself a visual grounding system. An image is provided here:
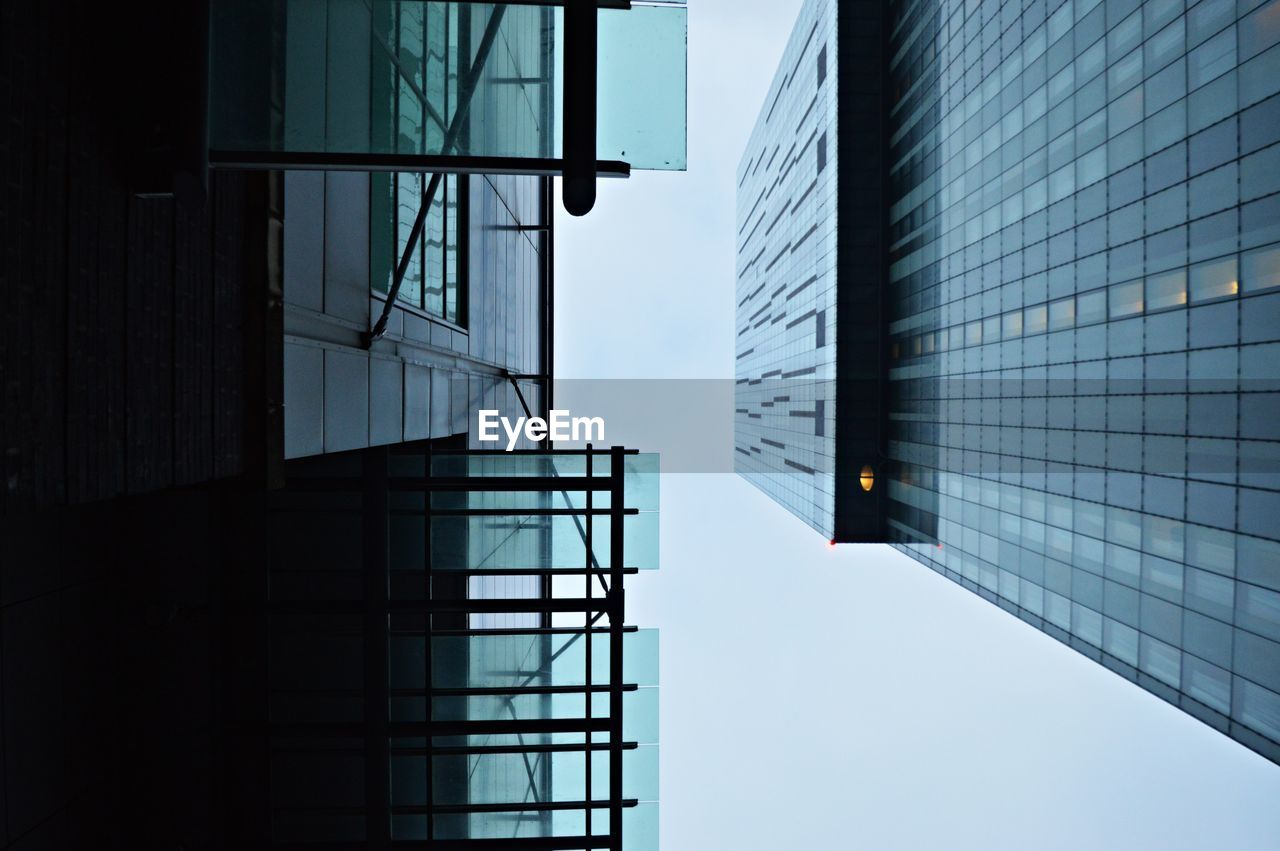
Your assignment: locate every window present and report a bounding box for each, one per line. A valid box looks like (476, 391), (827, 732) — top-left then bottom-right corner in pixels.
(1190, 256), (1239, 301)
(373, 172), (467, 326)
(1189, 28), (1237, 89)
(1025, 303), (1049, 334)
(817, 44), (827, 86)
(1078, 288), (1107, 323)
(1147, 269), (1188, 310)
(1110, 280), (1145, 317)
(1049, 296), (1076, 330)
(1240, 0), (1280, 62)
(1243, 243), (1280, 292)
(1003, 309), (1024, 337)
(817, 132), (827, 173)
(368, 2), (467, 327)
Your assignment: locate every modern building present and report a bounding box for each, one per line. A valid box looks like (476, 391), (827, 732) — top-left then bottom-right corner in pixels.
(229, 444), (661, 849)
(736, 0), (1280, 763)
(734, 0), (888, 543)
(0, 1), (682, 847)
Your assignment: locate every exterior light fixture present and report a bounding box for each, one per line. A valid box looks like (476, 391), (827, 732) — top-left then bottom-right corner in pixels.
(859, 465), (875, 493)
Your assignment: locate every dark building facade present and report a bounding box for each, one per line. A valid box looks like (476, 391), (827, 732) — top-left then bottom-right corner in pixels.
(737, 0), (1280, 763)
(0, 1), (682, 848)
(734, 0), (889, 543)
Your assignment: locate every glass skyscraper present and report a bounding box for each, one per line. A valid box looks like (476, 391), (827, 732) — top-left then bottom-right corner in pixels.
(735, 0), (840, 536)
(738, 0), (1280, 763)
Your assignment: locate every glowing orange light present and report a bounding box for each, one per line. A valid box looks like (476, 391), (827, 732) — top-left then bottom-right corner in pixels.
(859, 465), (875, 493)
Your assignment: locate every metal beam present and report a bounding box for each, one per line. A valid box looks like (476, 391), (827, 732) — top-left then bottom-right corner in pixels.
(362, 447), (391, 847)
(562, 1), (598, 215)
(208, 151), (630, 177)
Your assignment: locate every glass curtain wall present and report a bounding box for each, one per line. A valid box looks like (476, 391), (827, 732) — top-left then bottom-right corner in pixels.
(258, 447), (661, 847)
(885, 0), (1280, 761)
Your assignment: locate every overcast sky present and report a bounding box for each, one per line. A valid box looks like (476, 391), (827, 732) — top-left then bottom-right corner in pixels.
(554, 1), (1280, 847)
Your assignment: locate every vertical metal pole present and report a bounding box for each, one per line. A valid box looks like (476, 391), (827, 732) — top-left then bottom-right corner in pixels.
(364, 447), (392, 848)
(584, 445), (594, 838)
(608, 446), (624, 850)
(424, 445), (435, 841)
(562, 0), (598, 216)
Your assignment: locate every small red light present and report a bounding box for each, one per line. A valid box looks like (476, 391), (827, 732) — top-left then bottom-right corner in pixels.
(828, 540), (837, 549)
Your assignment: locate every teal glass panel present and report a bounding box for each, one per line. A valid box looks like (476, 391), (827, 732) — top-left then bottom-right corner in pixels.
(429, 631), (656, 691)
(211, 1), (560, 159)
(625, 453), (661, 511)
(624, 802), (660, 851)
(543, 745), (656, 801)
(436, 810), (556, 841)
(429, 452), (587, 478)
(624, 629), (660, 687)
(598, 6), (688, 169)
(625, 743), (660, 802)
(546, 808), (610, 841)
(623, 687), (659, 744)
(552, 629), (659, 688)
(209, 1), (687, 171)
(626, 508), (661, 570)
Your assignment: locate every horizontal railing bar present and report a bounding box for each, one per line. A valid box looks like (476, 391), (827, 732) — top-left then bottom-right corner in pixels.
(249, 718), (611, 736)
(391, 508), (638, 517)
(268, 598), (612, 614)
(262, 568), (639, 576)
(209, 150), (631, 178)
(387, 447), (639, 456)
(267, 838), (613, 851)
(394, 799), (640, 815)
(397, 684), (639, 697)
(282, 476), (617, 492)
(392, 625), (639, 637)
(393, 741), (639, 757)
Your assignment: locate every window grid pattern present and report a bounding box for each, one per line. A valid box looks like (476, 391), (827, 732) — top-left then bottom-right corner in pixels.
(886, 0), (1280, 761)
(734, 0), (840, 538)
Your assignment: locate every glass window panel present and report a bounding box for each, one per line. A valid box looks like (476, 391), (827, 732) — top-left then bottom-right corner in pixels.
(1025, 303), (1049, 334)
(1003, 309), (1025, 337)
(1148, 269), (1189, 310)
(1235, 678), (1280, 740)
(1241, 142), (1280, 201)
(1140, 634), (1182, 687)
(398, 173), (425, 307)
(1109, 11), (1143, 63)
(1105, 618), (1141, 664)
(1240, 0), (1280, 61)
(1146, 18), (1187, 72)
(1189, 27), (1238, 88)
(1239, 583), (1280, 641)
(1190, 255), (1240, 301)
(1109, 49), (1145, 98)
(1188, 0), (1235, 46)
(1184, 655), (1232, 712)
(597, 5), (688, 169)
(1242, 243), (1280, 292)
(211, 2), (687, 171)
(1189, 69), (1239, 133)
(1110, 279), (1145, 317)
(1049, 296), (1076, 330)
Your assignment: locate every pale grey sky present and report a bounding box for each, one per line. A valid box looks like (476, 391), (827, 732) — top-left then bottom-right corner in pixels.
(554, 1), (1280, 848)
